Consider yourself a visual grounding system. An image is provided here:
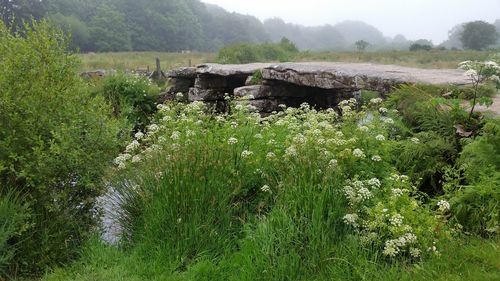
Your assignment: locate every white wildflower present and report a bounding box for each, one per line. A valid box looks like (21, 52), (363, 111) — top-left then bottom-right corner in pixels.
(131, 155), (142, 163)
(241, 150), (253, 158)
(135, 131), (144, 140)
(410, 247), (421, 258)
(328, 159), (338, 168)
(170, 131), (181, 141)
(126, 140), (140, 153)
(261, 185), (271, 193)
(285, 146), (297, 157)
(358, 126), (369, 132)
(353, 148), (366, 158)
(370, 98), (383, 104)
(228, 137), (238, 145)
(379, 107), (388, 114)
(266, 152), (276, 160)
(437, 200), (450, 212)
(375, 134), (386, 141)
(389, 214), (404, 227)
(392, 188), (404, 197)
(343, 213), (359, 227)
(176, 92), (184, 99)
(254, 133), (263, 139)
(367, 178), (381, 188)
(410, 137), (420, 144)
(371, 155), (382, 162)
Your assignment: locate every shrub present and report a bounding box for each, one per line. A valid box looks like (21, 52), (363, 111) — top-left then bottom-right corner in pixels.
(216, 39), (299, 64)
(0, 21), (124, 275)
(94, 73), (160, 131)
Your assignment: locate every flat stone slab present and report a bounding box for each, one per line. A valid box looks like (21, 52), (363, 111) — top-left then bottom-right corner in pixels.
(167, 67), (197, 78)
(262, 62), (470, 90)
(196, 63), (272, 76)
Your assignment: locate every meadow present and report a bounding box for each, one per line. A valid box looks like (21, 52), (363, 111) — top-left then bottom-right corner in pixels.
(76, 50), (496, 71)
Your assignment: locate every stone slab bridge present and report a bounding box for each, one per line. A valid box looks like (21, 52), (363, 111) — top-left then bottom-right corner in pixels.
(163, 62), (470, 113)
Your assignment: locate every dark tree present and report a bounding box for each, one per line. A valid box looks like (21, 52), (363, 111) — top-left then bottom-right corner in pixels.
(461, 21), (499, 50)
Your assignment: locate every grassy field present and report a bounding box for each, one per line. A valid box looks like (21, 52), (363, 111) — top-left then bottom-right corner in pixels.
(77, 52), (215, 72)
(76, 50), (496, 71)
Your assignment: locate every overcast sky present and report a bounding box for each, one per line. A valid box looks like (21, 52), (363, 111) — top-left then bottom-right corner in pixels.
(202, 0), (500, 44)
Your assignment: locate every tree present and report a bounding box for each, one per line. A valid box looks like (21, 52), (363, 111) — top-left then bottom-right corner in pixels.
(88, 4), (131, 52)
(460, 21), (499, 50)
(355, 40), (370, 52)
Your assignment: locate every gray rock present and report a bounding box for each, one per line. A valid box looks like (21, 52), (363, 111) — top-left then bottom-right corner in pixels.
(197, 63), (272, 76)
(262, 62), (469, 92)
(234, 85), (273, 100)
(188, 88), (226, 102)
(195, 75), (229, 89)
(167, 67), (197, 78)
(235, 99), (280, 113)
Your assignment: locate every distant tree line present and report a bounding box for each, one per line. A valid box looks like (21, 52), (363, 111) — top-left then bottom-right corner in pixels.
(1, 0), (499, 53)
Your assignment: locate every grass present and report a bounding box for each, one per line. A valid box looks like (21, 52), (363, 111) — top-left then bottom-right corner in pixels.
(77, 52), (215, 72)
(76, 50), (496, 72)
(42, 236), (500, 281)
(36, 98), (499, 281)
(295, 50), (497, 69)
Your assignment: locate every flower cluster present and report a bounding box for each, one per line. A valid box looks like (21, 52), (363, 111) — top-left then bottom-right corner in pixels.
(342, 174), (442, 260)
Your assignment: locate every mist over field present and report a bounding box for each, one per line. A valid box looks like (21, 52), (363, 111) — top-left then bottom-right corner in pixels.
(203, 0), (500, 44)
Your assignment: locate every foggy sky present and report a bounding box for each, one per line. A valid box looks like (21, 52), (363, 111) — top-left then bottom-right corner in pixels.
(202, 0), (500, 44)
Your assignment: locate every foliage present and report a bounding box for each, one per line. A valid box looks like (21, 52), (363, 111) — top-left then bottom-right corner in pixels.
(0, 20), (124, 276)
(409, 44), (432, 52)
(94, 73), (160, 131)
(216, 40), (299, 64)
(461, 21), (499, 51)
(355, 40), (370, 52)
(88, 4), (131, 52)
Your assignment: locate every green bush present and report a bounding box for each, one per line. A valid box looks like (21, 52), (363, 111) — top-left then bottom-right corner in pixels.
(0, 21), (125, 275)
(94, 73), (160, 131)
(216, 39), (299, 64)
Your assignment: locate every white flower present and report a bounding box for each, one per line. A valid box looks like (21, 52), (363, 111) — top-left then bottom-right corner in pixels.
(126, 140), (140, 152)
(367, 178), (381, 188)
(353, 148), (366, 158)
(234, 104), (244, 110)
(379, 107), (388, 114)
(437, 200), (450, 212)
(261, 185), (271, 193)
(148, 124), (160, 133)
(371, 155), (382, 162)
(464, 69), (478, 78)
(228, 137), (238, 145)
(358, 126), (369, 132)
(231, 121), (238, 129)
(410, 247), (421, 258)
(241, 150), (253, 158)
(389, 214), (404, 227)
(358, 187), (373, 200)
(343, 213), (359, 227)
(392, 188), (404, 197)
(410, 137), (420, 144)
(285, 146), (297, 157)
(266, 152), (276, 160)
(135, 131), (144, 140)
(254, 133), (263, 139)
(170, 131), (181, 141)
(328, 159), (338, 168)
(176, 92), (184, 99)
(490, 75), (500, 82)
(375, 134), (386, 141)
(131, 155), (142, 163)
(370, 98), (383, 104)
(381, 117), (394, 124)
(383, 240), (400, 257)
